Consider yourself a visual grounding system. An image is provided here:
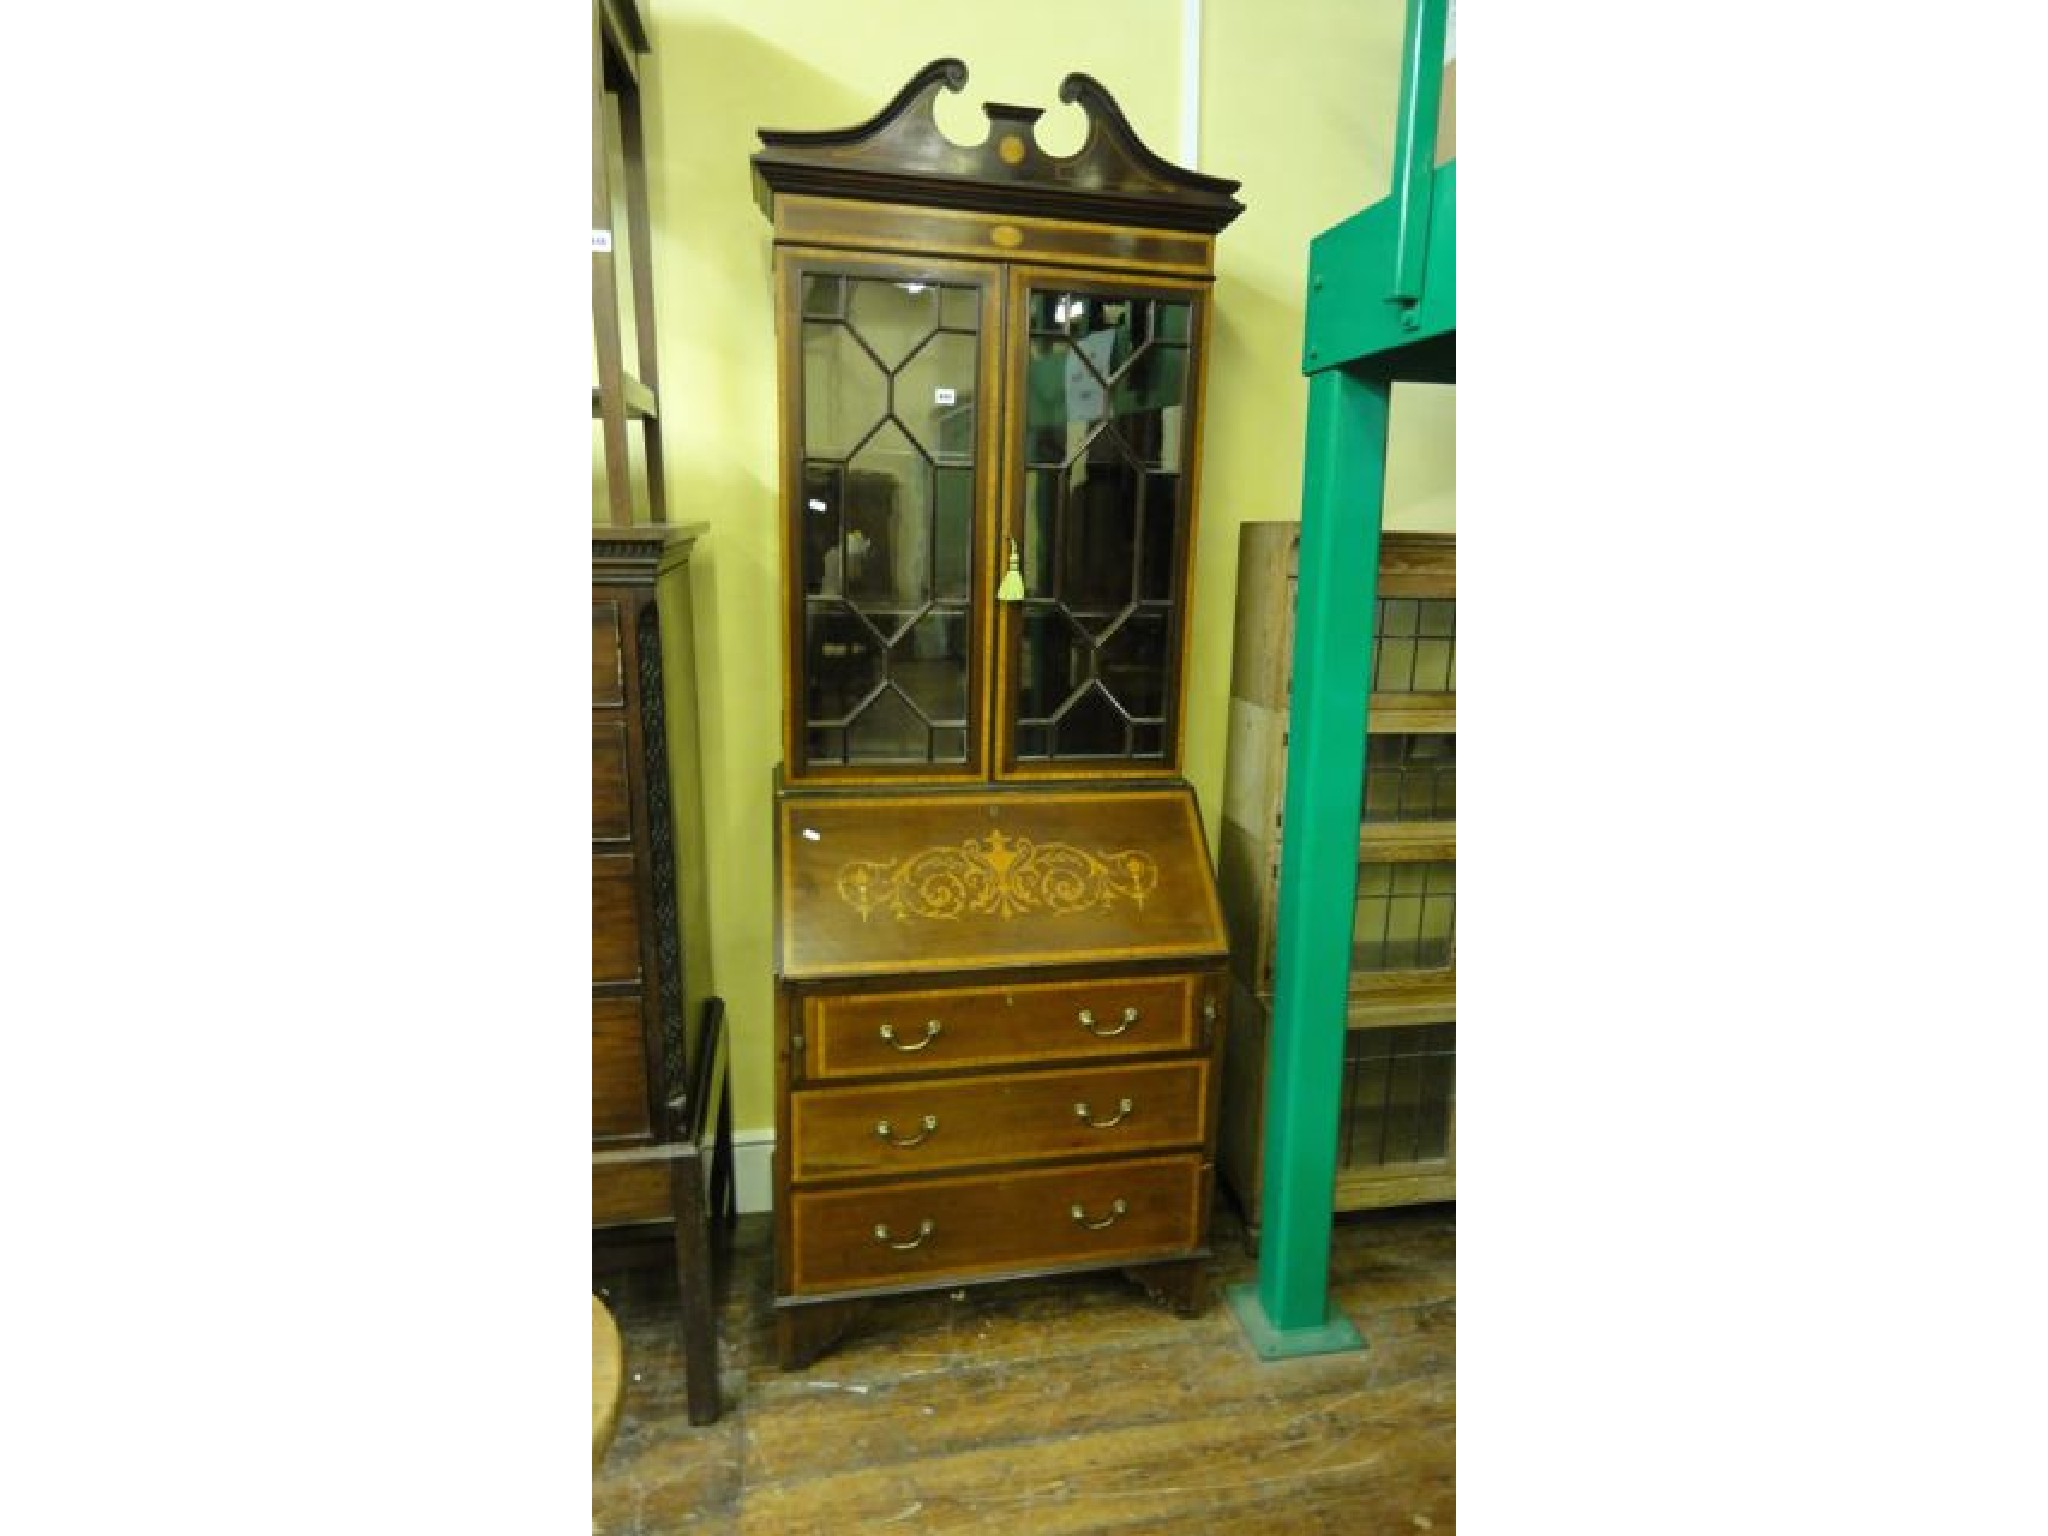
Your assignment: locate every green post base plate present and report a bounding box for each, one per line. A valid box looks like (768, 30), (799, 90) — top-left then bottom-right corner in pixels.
(1224, 1281), (1367, 1360)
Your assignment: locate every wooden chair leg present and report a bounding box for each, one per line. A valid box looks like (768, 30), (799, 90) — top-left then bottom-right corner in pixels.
(668, 1148), (721, 1426)
(710, 1079), (737, 1229)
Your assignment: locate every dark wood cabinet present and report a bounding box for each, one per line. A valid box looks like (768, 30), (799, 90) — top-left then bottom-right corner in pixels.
(753, 60), (1242, 1367)
(591, 528), (729, 1423)
(590, 528), (710, 1194)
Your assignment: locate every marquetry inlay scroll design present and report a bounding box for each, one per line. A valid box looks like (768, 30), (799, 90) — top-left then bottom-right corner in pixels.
(836, 829), (1159, 923)
(752, 58), (1244, 235)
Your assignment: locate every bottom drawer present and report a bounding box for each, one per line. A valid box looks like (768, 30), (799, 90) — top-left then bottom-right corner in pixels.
(787, 1154), (1206, 1295)
(593, 1158), (670, 1226)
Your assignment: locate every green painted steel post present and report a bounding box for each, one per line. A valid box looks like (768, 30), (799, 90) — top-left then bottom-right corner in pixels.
(1225, 361), (1387, 1357)
(1389, 0), (1447, 307)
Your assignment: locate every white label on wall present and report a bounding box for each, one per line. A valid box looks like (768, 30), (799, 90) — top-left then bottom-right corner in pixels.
(591, 230), (613, 253)
(933, 387), (958, 406)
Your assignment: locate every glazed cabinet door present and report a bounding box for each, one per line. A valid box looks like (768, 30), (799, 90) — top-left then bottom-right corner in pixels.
(995, 270), (1209, 778)
(779, 252), (1001, 782)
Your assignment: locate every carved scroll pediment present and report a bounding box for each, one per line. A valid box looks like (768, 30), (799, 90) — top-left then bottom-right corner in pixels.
(752, 58), (1243, 234)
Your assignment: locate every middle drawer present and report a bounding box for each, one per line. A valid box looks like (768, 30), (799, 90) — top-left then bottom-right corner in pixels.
(801, 972), (1202, 1081)
(790, 1058), (1211, 1182)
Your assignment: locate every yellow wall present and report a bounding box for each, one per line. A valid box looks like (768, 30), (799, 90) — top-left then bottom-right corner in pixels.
(610, 0), (1455, 1136)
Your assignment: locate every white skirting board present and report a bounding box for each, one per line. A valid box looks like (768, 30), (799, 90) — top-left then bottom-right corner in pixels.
(732, 1130), (775, 1215)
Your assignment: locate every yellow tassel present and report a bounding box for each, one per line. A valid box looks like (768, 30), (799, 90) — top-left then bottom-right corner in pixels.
(996, 537), (1025, 602)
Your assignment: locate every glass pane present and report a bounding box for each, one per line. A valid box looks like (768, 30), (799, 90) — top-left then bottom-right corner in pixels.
(1353, 860), (1455, 972)
(1022, 335), (1093, 466)
(1375, 636), (1417, 692)
(1411, 637), (1454, 692)
(803, 600), (884, 724)
(1016, 608), (1089, 726)
(795, 267), (983, 775)
(1052, 683), (1129, 759)
(806, 725), (846, 764)
(898, 332), (977, 465)
(1341, 1025), (1454, 1170)
(1113, 352), (1188, 471)
(1012, 286), (1197, 770)
(846, 277), (937, 369)
(1372, 596), (1457, 693)
(1412, 600), (1455, 690)
(939, 285), (978, 331)
(799, 462), (846, 598)
(932, 468), (973, 601)
(843, 423), (931, 640)
(1022, 468), (1060, 592)
(802, 323), (887, 460)
(1026, 288), (1076, 335)
(1415, 1035), (1455, 1162)
(893, 613), (969, 726)
(1343, 1041), (1392, 1170)
(800, 273), (844, 319)
(1363, 734), (1456, 822)
(1098, 610), (1170, 722)
(845, 684), (930, 764)
(1137, 470), (1180, 602)
(1064, 454), (1140, 631)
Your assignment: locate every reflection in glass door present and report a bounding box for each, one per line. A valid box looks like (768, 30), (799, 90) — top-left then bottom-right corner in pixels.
(794, 268), (983, 771)
(1008, 283), (1198, 767)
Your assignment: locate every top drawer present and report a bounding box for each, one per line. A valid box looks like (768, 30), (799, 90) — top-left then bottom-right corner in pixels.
(801, 972), (1211, 1082)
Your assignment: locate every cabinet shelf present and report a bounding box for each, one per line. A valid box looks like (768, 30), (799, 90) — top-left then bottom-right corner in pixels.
(1357, 819), (1454, 864)
(1367, 696), (1456, 734)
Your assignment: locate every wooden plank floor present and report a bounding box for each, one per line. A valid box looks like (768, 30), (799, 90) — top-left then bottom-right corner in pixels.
(594, 1202), (1454, 1534)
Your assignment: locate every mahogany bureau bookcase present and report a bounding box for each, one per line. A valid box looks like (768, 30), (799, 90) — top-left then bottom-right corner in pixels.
(750, 59), (1244, 1368)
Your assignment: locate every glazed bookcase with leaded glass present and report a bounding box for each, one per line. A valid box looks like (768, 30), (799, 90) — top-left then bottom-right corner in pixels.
(1216, 524), (1456, 1249)
(778, 256), (1213, 786)
(753, 58), (1246, 1369)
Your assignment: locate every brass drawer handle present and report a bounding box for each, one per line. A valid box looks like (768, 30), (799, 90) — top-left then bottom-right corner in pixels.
(1070, 1198), (1130, 1231)
(879, 1019), (943, 1052)
(873, 1218), (936, 1251)
(1074, 1097), (1134, 1130)
(875, 1113), (939, 1149)
(1078, 1006), (1140, 1038)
